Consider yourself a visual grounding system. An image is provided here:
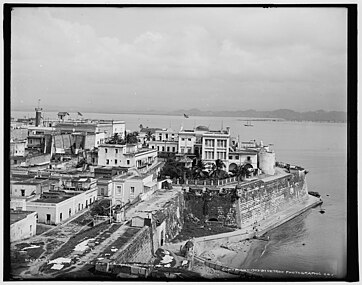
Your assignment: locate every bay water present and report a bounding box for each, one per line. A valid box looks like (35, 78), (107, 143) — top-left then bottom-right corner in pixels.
(11, 110), (347, 279)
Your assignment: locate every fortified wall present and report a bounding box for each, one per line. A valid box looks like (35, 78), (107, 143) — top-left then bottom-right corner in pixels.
(236, 168), (308, 228)
(99, 190), (185, 269)
(185, 168), (308, 229)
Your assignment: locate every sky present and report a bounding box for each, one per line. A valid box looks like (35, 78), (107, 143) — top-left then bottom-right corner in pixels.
(10, 7), (348, 113)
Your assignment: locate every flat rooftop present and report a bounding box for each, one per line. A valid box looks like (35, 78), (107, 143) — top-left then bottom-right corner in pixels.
(131, 188), (182, 215)
(31, 191), (82, 204)
(10, 210), (36, 224)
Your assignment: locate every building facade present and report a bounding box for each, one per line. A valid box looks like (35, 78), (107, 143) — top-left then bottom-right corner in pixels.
(98, 144), (158, 170)
(26, 188), (98, 225)
(228, 149), (258, 171)
(10, 210), (37, 242)
(201, 128), (231, 170)
(178, 129), (197, 154)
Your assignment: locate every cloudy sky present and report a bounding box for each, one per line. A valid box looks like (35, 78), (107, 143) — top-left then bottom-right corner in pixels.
(11, 7), (347, 113)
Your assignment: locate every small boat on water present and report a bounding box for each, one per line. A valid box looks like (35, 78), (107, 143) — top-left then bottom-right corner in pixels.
(244, 121), (254, 127)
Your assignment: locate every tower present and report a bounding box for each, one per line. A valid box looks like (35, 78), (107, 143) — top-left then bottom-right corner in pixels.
(35, 99), (42, 127)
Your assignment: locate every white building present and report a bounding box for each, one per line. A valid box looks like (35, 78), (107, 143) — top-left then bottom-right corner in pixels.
(111, 172), (157, 207)
(26, 188), (97, 225)
(98, 144), (158, 170)
(10, 140), (27, 157)
(178, 129), (196, 154)
(148, 128), (179, 153)
(201, 128), (231, 170)
(10, 210), (37, 242)
(228, 149), (258, 171)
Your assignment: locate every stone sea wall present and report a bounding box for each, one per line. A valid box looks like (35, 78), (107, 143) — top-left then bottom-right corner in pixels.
(185, 169), (308, 229)
(236, 170), (308, 228)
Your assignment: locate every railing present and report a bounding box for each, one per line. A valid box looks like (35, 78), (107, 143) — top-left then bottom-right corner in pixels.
(172, 176), (238, 186)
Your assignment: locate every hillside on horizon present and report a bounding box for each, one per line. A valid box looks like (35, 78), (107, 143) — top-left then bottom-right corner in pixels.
(11, 106), (347, 123)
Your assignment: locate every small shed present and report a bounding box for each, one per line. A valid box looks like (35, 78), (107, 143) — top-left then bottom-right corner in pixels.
(131, 212), (152, 227)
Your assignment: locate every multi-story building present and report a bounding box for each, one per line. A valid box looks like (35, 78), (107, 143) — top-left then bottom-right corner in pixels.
(98, 144), (158, 171)
(178, 129), (196, 155)
(228, 149), (258, 171)
(111, 172), (157, 207)
(55, 120), (125, 140)
(201, 127), (231, 170)
(148, 128), (179, 154)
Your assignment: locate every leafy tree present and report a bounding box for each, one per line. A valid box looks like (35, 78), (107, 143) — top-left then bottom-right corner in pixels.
(159, 157), (187, 180)
(125, 131), (139, 144)
(90, 199), (111, 216)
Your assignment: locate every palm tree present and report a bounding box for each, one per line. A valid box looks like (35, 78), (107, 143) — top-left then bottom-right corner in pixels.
(210, 159), (227, 179)
(192, 159), (207, 179)
(232, 164), (248, 182)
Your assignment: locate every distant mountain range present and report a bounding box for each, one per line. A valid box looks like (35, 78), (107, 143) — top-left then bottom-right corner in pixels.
(167, 108), (347, 122)
(12, 106), (347, 123)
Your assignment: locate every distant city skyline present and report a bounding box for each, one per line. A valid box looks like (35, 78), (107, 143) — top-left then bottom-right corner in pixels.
(11, 7), (347, 112)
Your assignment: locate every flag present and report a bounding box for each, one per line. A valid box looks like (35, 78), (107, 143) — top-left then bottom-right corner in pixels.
(184, 114), (189, 118)
(77, 112), (83, 116)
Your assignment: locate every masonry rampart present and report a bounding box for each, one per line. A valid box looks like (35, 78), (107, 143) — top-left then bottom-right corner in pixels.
(112, 226), (153, 264)
(185, 169), (308, 229)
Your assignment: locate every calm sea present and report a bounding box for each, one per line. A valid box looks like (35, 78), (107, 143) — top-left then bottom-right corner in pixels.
(11, 110), (347, 279)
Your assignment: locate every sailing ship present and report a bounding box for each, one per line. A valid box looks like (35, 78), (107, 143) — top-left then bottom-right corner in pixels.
(244, 120), (254, 127)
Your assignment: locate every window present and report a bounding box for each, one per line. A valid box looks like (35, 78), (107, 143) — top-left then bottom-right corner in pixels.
(115, 159), (117, 164)
(115, 149), (118, 154)
(127, 160), (130, 165)
(162, 146), (165, 151)
(205, 139), (215, 147)
(30, 225), (32, 235)
(117, 186), (123, 195)
(229, 156), (232, 160)
(217, 140), (226, 148)
(21, 189), (25, 197)
(60, 213), (63, 222)
(188, 138), (191, 141)
(167, 146), (170, 152)
(69, 208), (72, 217)
(100, 188), (105, 195)
(172, 147), (175, 152)
(165, 134), (169, 139)
(106, 159), (109, 165)
(78, 203), (80, 211)
(181, 138), (185, 141)
(235, 155), (239, 160)
(151, 145), (155, 149)
(105, 148), (108, 153)
(130, 187), (135, 199)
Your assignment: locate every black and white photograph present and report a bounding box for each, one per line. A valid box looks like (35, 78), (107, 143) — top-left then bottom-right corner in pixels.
(4, 4), (357, 282)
